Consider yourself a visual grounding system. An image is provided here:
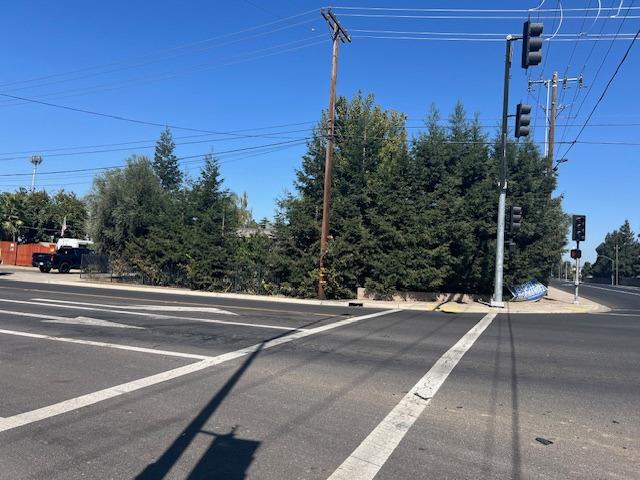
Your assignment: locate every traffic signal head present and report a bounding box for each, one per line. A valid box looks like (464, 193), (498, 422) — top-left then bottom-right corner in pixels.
(570, 249), (582, 259)
(515, 103), (532, 138)
(510, 206), (523, 231)
(572, 214), (586, 242)
(522, 20), (544, 69)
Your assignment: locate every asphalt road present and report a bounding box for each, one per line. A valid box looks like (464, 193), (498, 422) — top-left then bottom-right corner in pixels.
(0, 274), (638, 479)
(553, 278), (640, 313)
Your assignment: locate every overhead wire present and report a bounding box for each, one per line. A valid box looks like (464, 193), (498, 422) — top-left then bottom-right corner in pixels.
(555, 0), (612, 158)
(331, 5), (639, 13)
(0, 35), (329, 108)
(0, 9), (318, 89)
(530, 0), (560, 143)
(557, 26), (640, 164)
(0, 121), (317, 157)
(555, 0), (633, 160)
(0, 138), (312, 179)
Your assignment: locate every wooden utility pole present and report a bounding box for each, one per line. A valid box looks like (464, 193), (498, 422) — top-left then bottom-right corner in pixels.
(547, 71), (558, 169)
(528, 72), (582, 170)
(318, 8), (350, 299)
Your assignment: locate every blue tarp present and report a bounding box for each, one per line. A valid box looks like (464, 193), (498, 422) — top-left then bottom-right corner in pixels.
(508, 279), (548, 302)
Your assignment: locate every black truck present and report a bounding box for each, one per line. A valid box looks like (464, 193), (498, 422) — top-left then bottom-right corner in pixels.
(32, 246), (93, 273)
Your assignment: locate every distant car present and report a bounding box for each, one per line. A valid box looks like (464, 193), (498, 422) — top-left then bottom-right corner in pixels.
(32, 246), (93, 273)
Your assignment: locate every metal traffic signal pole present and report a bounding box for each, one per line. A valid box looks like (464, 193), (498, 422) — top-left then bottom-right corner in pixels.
(574, 240), (581, 304)
(491, 36), (516, 307)
(492, 21), (543, 307)
(318, 9), (350, 299)
(571, 215), (586, 303)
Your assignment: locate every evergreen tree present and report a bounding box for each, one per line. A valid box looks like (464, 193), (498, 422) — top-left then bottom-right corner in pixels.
(88, 156), (169, 274)
(153, 127), (182, 191)
(591, 220), (640, 279)
(185, 153), (238, 290)
(274, 94), (569, 298)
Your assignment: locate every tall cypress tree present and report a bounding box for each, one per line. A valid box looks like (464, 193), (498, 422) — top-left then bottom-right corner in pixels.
(185, 153), (237, 290)
(153, 127), (182, 191)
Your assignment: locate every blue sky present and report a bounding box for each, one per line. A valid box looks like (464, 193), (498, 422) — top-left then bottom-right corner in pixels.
(1, 1), (638, 263)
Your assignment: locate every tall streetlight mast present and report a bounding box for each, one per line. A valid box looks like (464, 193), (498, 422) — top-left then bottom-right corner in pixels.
(30, 155), (43, 191)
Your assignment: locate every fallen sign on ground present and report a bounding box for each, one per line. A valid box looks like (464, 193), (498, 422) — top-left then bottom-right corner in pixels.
(508, 279), (548, 302)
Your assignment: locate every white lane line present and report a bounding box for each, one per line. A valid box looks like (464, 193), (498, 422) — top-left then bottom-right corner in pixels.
(0, 299), (305, 332)
(0, 309), (400, 434)
(327, 311), (497, 480)
(32, 298), (238, 315)
(0, 309), (142, 329)
(577, 284), (640, 297)
(0, 328), (213, 360)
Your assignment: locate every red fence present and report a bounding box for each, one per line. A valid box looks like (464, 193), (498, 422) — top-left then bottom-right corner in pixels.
(0, 241), (56, 267)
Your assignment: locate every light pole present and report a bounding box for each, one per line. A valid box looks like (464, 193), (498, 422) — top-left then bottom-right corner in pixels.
(597, 254), (615, 286)
(616, 242), (620, 285)
(30, 155), (43, 191)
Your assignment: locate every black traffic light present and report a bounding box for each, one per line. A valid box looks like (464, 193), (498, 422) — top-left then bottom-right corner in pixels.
(515, 103), (532, 138)
(522, 20), (544, 69)
(570, 249), (582, 259)
(510, 206), (523, 231)
(572, 214), (586, 241)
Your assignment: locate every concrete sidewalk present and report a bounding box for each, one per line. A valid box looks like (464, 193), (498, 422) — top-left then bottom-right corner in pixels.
(0, 265), (606, 314)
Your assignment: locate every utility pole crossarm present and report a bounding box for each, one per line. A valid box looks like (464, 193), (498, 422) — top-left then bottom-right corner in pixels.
(320, 8), (351, 43)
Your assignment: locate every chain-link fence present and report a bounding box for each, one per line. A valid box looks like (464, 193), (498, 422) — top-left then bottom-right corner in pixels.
(80, 254), (110, 280)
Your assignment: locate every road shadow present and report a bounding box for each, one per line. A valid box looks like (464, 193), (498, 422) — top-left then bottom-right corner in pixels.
(507, 313), (522, 480)
(136, 316), (328, 480)
(481, 313), (522, 479)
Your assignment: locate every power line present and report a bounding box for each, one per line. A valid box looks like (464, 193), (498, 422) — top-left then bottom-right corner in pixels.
(0, 89), (321, 139)
(573, 0), (635, 120)
(555, 0), (634, 159)
(0, 9), (318, 90)
(0, 141), (310, 188)
(0, 129), (312, 162)
(555, 0), (616, 150)
(350, 34), (637, 42)
(334, 13), (640, 20)
(0, 121), (317, 157)
(0, 36), (328, 108)
(0, 139), (311, 178)
(557, 27), (640, 163)
(331, 5), (640, 13)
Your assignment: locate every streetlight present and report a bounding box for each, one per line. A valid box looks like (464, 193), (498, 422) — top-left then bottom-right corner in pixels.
(597, 255), (615, 286)
(30, 155), (43, 191)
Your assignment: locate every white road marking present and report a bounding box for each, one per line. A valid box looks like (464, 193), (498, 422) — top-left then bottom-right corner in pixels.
(0, 299), (304, 331)
(0, 309), (142, 329)
(0, 309), (400, 433)
(576, 284), (640, 297)
(0, 328), (213, 360)
(32, 298), (238, 315)
(43, 316), (143, 329)
(327, 311), (497, 480)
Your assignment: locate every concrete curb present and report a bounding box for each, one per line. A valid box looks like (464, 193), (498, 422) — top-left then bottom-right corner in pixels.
(434, 286), (608, 314)
(0, 266), (607, 314)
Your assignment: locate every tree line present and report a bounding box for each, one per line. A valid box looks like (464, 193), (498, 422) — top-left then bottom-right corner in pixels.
(583, 220), (640, 280)
(0, 189), (86, 243)
(2, 93), (570, 298)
